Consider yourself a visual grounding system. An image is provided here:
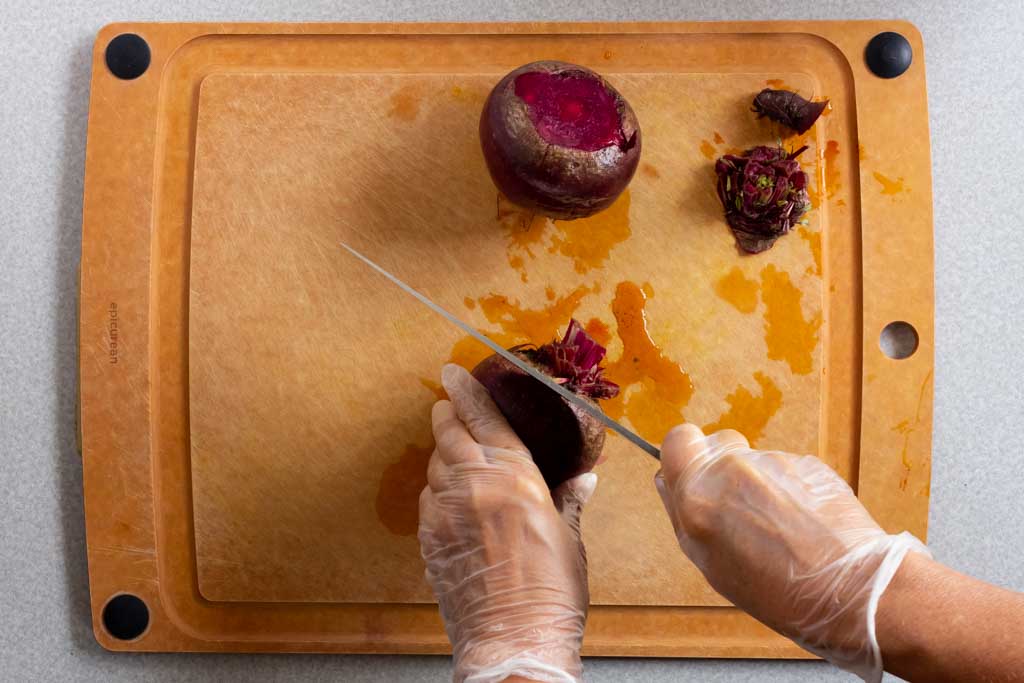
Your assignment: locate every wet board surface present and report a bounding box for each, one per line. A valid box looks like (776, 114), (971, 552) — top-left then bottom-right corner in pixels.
(80, 22), (934, 656)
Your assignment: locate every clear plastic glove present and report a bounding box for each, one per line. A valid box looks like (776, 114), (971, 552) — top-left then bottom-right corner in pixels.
(418, 364), (596, 683)
(655, 424), (929, 683)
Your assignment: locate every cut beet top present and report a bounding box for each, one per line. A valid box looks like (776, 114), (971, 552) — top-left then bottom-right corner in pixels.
(714, 145), (812, 254)
(480, 61), (641, 220)
(751, 88), (829, 136)
(513, 71), (626, 152)
(471, 319), (619, 489)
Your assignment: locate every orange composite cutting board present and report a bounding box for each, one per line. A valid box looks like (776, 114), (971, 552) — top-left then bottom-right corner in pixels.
(79, 22), (934, 655)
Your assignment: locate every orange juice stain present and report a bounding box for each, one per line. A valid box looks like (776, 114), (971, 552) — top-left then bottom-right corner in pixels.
(806, 183), (820, 208)
(823, 140), (840, 199)
(500, 191), (630, 278)
(760, 265), (822, 375)
(798, 227), (823, 277)
(499, 198), (548, 252)
(873, 172), (907, 195)
(419, 378), (447, 400)
(894, 370), (933, 491)
(858, 144), (867, 161)
(498, 193), (548, 282)
(820, 101), (833, 117)
(449, 84), (485, 105)
(765, 78), (791, 89)
(896, 418), (913, 491)
(641, 163), (660, 179)
(388, 86), (421, 122)
(376, 441), (433, 535)
(477, 285), (592, 345)
(602, 282), (694, 442)
(463, 297), (476, 310)
(548, 190), (632, 273)
(507, 255), (526, 279)
(713, 131), (725, 144)
(714, 267), (759, 314)
(545, 286), (556, 301)
(703, 372), (782, 446)
(584, 317), (612, 346)
(447, 331), (521, 370)
(603, 49), (613, 60)
(700, 140), (717, 160)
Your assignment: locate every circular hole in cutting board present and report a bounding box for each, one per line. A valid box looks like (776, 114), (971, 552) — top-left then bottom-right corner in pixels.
(101, 593), (149, 641)
(880, 321), (918, 360)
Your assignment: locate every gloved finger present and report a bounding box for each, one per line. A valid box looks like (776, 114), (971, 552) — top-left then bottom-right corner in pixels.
(417, 486), (441, 536)
(442, 364), (528, 454)
(659, 423), (710, 488)
(745, 449), (800, 484)
(703, 429), (750, 455)
(432, 400), (485, 465)
(677, 427), (751, 490)
(552, 472), (598, 531)
(480, 445), (536, 468)
(654, 470), (670, 509)
(789, 454), (852, 493)
(426, 449), (450, 492)
(756, 452), (855, 511)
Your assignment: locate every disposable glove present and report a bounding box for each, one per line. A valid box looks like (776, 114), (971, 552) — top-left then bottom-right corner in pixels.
(419, 364), (596, 683)
(655, 424), (929, 683)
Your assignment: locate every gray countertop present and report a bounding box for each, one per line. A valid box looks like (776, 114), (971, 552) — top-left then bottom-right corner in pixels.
(2, 1), (1023, 681)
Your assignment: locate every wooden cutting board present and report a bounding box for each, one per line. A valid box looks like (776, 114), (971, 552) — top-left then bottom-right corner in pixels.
(79, 21), (934, 656)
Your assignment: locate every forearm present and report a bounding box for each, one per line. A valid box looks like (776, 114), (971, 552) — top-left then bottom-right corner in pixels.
(877, 552), (1024, 682)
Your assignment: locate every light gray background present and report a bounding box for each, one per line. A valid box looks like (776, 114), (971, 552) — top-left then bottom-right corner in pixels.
(2, 1), (1022, 681)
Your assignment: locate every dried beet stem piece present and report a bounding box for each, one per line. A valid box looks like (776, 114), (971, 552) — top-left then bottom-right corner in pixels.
(752, 88), (829, 135)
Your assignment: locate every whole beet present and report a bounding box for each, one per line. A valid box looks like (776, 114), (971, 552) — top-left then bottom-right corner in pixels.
(479, 60), (641, 220)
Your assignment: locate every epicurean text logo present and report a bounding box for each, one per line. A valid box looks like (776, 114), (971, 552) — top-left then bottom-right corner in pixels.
(108, 303), (119, 364)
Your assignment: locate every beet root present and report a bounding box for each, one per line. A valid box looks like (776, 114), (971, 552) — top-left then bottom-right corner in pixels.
(479, 60), (641, 220)
(472, 353), (606, 489)
(469, 319), (619, 489)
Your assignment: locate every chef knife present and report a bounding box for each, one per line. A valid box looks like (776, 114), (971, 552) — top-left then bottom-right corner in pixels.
(340, 241), (661, 461)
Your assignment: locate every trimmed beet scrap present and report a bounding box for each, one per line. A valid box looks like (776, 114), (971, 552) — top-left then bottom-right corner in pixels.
(715, 145), (812, 254)
(479, 60), (641, 220)
(752, 88), (829, 135)
(472, 319), (619, 488)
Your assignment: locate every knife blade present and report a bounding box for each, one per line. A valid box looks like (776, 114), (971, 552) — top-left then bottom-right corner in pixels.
(339, 241), (661, 461)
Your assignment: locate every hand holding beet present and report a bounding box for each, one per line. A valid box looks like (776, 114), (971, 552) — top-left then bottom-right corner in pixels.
(418, 364), (596, 682)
